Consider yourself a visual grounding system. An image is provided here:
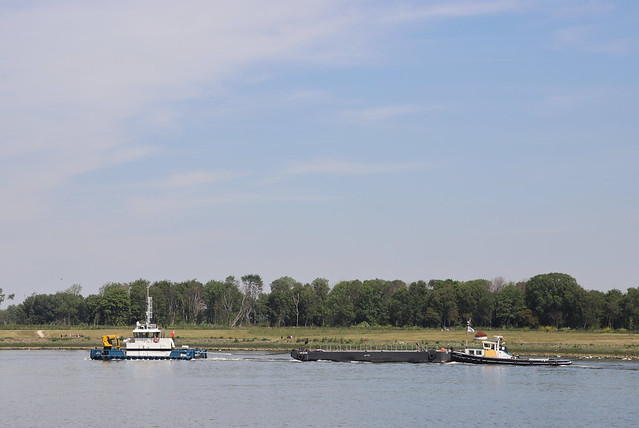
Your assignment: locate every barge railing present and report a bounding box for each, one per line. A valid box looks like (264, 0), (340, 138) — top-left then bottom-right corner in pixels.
(310, 343), (445, 352)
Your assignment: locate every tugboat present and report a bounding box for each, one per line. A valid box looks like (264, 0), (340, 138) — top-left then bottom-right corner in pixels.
(90, 287), (207, 360)
(450, 333), (571, 366)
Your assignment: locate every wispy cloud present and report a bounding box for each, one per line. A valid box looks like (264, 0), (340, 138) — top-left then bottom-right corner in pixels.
(546, 1), (615, 19)
(286, 90), (334, 103)
(530, 91), (603, 116)
(0, 1), (377, 216)
(265, 159), (429, 184)
(382, 0), (524, 23)
(0, 0), (521, 225)
(160, 170), (244, 189)
(554, 26), (632, 55)
(127, 189), (333, 216)
(342, 104), (444, 123)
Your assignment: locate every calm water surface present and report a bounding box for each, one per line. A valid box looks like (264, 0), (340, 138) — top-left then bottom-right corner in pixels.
(1, 350), (638, 427)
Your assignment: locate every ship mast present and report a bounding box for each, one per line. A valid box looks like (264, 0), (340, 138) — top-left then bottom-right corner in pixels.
(145, 286), (153, 326)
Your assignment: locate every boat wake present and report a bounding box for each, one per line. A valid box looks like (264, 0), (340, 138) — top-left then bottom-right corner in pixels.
(571, 362), (639, 371)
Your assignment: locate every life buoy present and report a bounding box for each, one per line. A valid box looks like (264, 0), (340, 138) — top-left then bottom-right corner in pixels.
(153, 337), (159, 343)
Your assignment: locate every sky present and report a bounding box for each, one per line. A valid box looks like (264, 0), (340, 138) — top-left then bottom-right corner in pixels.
(1, 0), (638, 301)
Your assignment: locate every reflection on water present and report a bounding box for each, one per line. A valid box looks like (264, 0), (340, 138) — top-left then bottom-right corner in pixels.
(1, 350), (638, 427)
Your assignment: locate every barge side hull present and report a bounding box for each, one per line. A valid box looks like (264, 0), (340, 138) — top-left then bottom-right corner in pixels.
(291, 349), (451, 363)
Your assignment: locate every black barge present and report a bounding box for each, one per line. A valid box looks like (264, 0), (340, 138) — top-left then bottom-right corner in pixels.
(291, 348), (452, 363)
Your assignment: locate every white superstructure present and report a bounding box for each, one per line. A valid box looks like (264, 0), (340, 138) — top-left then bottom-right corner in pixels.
(123, 287), (175, 357)
(463, 335), (514, 359)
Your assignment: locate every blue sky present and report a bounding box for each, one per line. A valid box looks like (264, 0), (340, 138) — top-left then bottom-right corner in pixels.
(1, 0), (637, 300)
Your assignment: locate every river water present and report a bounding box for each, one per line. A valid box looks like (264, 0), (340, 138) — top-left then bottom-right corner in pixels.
(1, 350), (637, 427)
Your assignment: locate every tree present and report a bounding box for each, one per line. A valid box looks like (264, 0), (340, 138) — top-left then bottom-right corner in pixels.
(99, 282), (124, 295)
(622, 287), (639, 331)
(387, 286), (412, 326)
(456, 279), (493, 327)
(494, 283), (525, 327)
(204, 277), (242, 325)
(524, 273), (583, 327)
(86, 294), (104, 325)
(0, 288), (15, 308)
(18, 294), (57, 324)
(0, 304), (19, 325)
(292, 282), (315, 327)
(150, 281), (171, 325)
(356, 280), (384, 325)
(128, 279), (150, 324)
(516, 308), (539, 328)
(323, 279), (385, 326)
(408, 280), (431, 327)
(203, 279), (223, 324)
(54, 285), (86, 325)
(268, 276), (297, 326)
(325, 281), (356, 326)
(428, 281), (459, 327)
(101, 286), (130, 325)
(490, 276), (507, 292)
(604, 289), (623, 329)
(367, 279), (406, 326)
(232, 274), (263, 326)
(308, 278), (329, 326)
(254, 292), (270, 326)
(578, 289), (605, 329)
(165, 281), (183, 325)
(181, 280), (205, 323)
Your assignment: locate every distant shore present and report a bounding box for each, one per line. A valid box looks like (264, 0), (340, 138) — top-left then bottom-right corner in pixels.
(1, 327), (638, 359)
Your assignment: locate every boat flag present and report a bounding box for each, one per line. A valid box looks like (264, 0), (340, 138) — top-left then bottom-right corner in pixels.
(467, 326), (475, 333)
(171, 330), (175, 338)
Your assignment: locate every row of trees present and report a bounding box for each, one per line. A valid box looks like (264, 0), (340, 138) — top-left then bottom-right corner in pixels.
(1, 273), (638, 330)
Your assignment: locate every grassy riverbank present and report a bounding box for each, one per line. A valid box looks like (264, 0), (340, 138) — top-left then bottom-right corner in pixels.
(1, 327), (638, 358)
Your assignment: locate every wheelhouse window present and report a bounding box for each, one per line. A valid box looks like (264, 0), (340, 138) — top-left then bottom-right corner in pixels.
(483, 342), (496, 351)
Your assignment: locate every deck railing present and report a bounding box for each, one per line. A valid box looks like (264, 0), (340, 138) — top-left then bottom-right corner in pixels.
(312, 343), (437, 352)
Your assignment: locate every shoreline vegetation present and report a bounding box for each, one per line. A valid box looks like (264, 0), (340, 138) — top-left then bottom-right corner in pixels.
(1, 327), (638, 359)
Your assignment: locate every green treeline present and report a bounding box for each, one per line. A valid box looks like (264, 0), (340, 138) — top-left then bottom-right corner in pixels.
(1, 273), (638, 330)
